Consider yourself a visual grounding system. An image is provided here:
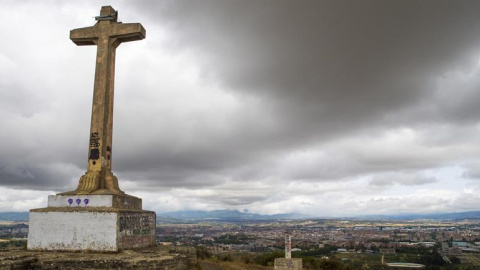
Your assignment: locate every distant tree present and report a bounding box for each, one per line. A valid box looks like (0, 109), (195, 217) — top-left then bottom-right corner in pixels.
(241, 253), (253, 264)
(254, 251), (283, 266)
(219, 253), (232, 262)
(318, 259), (348, 270)
(450, 256), (461, 264)
(361, 263), (370, 270)
(196, 246), (211, 260)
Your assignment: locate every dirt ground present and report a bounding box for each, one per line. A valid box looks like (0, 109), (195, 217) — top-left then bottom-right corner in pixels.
(0, 245), (196, 269)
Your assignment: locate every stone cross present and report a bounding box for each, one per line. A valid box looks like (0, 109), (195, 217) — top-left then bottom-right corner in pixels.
(61, 6), (145, 195)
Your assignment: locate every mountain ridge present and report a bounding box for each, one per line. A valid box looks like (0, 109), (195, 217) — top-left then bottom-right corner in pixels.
(2, 210), (480, 222)
(354, 211), (480, 220)
(157, 209), (307, 222)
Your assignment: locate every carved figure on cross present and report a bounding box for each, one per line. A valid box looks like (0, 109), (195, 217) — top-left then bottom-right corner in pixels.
(61, 6), (145, 195)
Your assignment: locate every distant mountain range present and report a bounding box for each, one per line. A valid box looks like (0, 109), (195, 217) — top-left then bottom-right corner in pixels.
(354, 211), (480, 221)
(157, 210), (480, 222)
(3, 210), (480, 223)
(157, 209), (307, 223)
(0, 212), (29, 222)
(0, 210), (305, 223)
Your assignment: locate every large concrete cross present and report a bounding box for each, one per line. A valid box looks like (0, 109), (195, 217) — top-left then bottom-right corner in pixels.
(62, 6), (145, 195)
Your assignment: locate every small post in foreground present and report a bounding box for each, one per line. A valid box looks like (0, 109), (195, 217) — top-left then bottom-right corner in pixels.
(274, 231), (302, 270)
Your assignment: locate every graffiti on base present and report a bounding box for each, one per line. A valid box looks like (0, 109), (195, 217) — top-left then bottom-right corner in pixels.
(118, 213), (155, 248)
(119, 214), (154, 233)
(120, 235), (153, 247)
(67, 198), (90, 207)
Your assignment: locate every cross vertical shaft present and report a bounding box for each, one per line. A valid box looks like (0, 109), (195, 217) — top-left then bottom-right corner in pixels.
(61, 6), (145, 195)
(285, 232), (292, 259)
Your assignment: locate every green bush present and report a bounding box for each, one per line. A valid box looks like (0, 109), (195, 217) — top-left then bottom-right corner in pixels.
(254, 251), (283, 266)
(196, 246), (212, 260)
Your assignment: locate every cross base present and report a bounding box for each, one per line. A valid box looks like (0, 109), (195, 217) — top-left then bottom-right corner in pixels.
(28, 208), (156, 252)
(59, 171), (124, 195)
(27, 194), (155, 252)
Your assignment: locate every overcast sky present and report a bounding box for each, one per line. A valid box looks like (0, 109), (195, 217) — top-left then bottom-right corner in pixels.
(1, 0), (480, 217)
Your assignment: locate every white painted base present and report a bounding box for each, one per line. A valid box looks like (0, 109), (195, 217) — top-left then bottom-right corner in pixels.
(27, 209), (155, 251)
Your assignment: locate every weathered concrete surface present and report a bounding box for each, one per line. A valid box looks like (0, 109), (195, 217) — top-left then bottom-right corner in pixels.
(28, 209), (155, 252)
(274, 258), (302, 270)
(48, 194), (142, 210)
(0, 246), (196, 270)
(61, 5), (146, 195)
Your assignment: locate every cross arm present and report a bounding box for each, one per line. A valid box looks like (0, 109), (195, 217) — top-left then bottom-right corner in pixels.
(110, 23), (146, 43)
(70, 26), (98, 46)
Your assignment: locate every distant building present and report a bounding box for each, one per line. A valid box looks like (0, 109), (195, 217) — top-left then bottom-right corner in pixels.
(380, 248), (396, 254)
(452, 242), (467, 248)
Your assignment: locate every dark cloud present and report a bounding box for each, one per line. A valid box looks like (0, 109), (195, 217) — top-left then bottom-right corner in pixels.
(117, 1), (480, 187)
(0, 162), (80, 191)
(1, 1), (480, 215)
(130, 0), (480, 130)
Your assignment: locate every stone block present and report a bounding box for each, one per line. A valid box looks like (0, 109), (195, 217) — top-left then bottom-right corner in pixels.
(274, 258), (303, 270)
(27, 208), (155, 251)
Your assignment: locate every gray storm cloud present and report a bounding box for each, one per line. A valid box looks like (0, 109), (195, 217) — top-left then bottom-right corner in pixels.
(1, 0), (480, 215)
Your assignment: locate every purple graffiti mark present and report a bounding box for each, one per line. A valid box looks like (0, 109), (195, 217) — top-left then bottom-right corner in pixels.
(68, 198), (73, 207)
(76, 198), (81, 206)
(84, 199), (89, 206)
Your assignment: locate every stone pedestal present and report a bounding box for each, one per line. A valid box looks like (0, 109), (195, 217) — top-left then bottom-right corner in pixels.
(27, 194), (156, 252)
(274, 258), (303, 270)
(27, 6), (156, 253)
